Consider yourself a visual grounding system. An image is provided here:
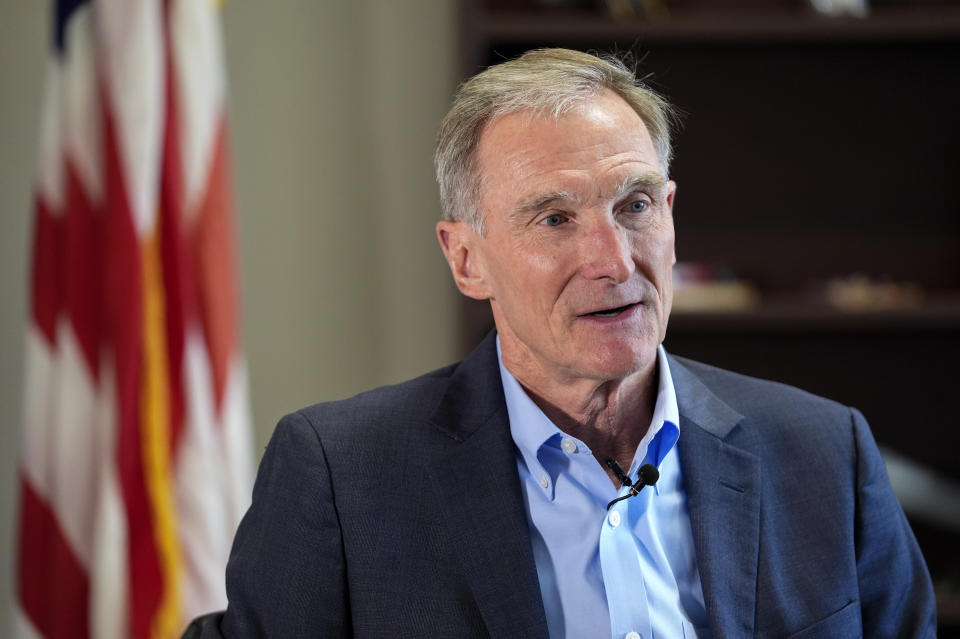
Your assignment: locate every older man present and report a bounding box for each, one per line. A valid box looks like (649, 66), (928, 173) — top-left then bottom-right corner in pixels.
(191, 48), (935, 638)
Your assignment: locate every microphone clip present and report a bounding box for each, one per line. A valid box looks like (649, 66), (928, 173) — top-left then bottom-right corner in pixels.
(604, 458), (660, 510)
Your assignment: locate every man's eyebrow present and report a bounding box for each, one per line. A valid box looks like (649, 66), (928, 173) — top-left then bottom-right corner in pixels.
(512, 191), (580, 217)
(606, 173), (668, 201)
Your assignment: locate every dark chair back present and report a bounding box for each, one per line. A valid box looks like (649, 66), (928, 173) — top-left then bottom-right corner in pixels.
(181, 611), (225, 638)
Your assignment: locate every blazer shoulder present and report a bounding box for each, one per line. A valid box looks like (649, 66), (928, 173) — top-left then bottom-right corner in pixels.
(670, 354), (850, 420)
(668, 354), (861, 462)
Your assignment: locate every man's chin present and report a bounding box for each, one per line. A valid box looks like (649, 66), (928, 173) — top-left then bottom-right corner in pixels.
(576, 348), (656, 384)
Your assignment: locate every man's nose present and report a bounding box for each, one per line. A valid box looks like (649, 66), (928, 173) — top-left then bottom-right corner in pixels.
(578, 217), (633, 283)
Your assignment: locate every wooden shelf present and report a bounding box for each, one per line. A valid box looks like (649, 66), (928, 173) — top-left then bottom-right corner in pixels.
(669, 299), (960, 333)
(473, 6), (960, 45)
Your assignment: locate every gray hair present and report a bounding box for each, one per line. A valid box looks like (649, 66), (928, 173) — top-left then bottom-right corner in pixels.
(434, 47), (678, 234)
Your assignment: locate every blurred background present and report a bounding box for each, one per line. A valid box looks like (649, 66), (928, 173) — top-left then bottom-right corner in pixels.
(2, 0), (958, 634)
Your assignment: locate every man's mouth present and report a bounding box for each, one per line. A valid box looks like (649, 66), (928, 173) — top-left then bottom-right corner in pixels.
(583, 302), (637, 318)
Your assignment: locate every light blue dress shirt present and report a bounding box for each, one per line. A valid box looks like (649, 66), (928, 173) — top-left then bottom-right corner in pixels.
(498, 339), (711, 639)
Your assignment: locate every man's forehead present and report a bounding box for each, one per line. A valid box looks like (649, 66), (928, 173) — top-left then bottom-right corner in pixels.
(485, 87), (638, 128)
(481, 89), (646, 142)
(479, 96), (655, 167)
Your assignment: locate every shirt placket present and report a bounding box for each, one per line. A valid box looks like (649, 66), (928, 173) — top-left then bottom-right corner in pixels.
(599, 486), (652, 639)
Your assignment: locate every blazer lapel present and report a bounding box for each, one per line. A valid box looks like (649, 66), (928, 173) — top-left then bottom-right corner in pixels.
(670, 357), (762, 638)
(427, 333), (549, 639)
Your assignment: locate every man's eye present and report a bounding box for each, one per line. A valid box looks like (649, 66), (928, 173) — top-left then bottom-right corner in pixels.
(541, 213), (565, 227)
(624, 200), (648, 213)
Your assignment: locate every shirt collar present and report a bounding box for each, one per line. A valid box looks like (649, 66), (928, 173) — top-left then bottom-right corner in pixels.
(497, 336), (680, 492)
(497, 337), (561, 491)
(631, 345), (680, 475)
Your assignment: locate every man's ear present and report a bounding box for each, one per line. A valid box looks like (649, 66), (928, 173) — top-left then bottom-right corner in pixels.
(436, 220), (492, 300)
(666, 179), (677, 266)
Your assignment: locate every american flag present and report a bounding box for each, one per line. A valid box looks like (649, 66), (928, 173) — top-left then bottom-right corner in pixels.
(15, 1), (252, 637)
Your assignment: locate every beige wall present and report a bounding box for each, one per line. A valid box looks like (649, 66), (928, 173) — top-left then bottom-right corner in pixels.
(0, 0), (458, 630)
(223, 0), (459, 438)
(0, 0), (47, 630)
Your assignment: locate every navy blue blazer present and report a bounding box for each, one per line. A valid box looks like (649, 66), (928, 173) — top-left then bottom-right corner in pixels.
(194, 332), (935, 638)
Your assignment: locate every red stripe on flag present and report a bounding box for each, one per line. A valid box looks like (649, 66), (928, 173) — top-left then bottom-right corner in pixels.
(17, 474), (90, 639)
(64, 161), (102, 379)
(100, 91), (164, 639)
(31, 195), (63, 348)
(192, 120), (238, 415)
(159, 29), (187, 454)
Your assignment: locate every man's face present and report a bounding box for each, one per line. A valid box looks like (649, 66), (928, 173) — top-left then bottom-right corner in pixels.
(440, 89), (676, 386)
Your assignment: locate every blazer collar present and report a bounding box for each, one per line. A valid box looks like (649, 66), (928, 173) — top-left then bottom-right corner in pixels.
(670, 356), (762, 638)
(427, 332), (550, 639)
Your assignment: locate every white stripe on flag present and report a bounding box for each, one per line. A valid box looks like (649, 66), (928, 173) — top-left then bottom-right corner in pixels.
(221, 356), (254, 526)
(35, 61), (65, 213)
(177, 329), (230, 619)
(12, 603), (44, 639)
(170, 0), (227, 220)
(20, 328), (57, 502)
(96, 0), (164, 237)
(89, 359), (128, 639)
(48, 320), (101, 566)
(62, 7), (102, 203)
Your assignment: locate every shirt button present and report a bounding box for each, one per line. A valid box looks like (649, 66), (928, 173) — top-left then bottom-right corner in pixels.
(538, 475), (549, 489)
(608, 510), (621, 527)
(560, 438), (577, 454)
(625, 632), (642, 639)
